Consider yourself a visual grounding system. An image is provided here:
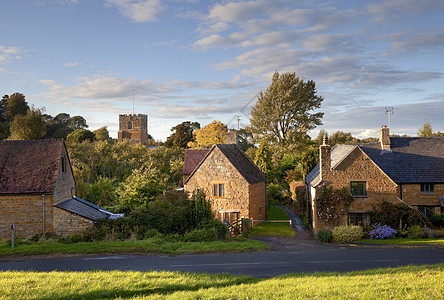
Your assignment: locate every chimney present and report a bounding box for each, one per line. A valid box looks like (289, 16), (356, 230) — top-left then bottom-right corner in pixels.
(319, 135), (331, 180)
(226, 130), (238, 145)
(379, 125), (391, 150)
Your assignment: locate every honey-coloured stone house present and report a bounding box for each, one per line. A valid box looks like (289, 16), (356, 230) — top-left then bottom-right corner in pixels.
(0, 139), (119, 240)
(306, 126), (444, 231)
(184, 144), (267, 224)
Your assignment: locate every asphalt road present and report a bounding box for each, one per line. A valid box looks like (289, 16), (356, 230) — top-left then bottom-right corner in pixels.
(1, 237), (443, 278)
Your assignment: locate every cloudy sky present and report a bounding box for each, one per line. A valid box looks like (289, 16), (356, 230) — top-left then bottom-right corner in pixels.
(1, 0), (443, 141)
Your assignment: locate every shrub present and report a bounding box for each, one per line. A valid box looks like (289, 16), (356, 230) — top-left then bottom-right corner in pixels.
(369, 223), (397, 239)
(316, 229), (333, 243)
(407, 225), (426, 239)
(370, 201), (429, 229)
(316, 186), (354, 229)
(430, 214), (444, 228)
(332, 226), (363, 243)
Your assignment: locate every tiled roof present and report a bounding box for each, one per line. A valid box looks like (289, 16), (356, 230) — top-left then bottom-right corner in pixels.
(306, 137), (444, 186)
(360, 137), (444, 183)
(0, 140), (64, 194)
(183, 149), (209, 175)
(55, 197), (109, 221)
(216, 144), (267, 184)
(185, 144), (266, 185)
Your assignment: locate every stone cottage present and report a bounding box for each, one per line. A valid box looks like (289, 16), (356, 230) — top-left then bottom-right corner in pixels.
(184, 143), (267, 224)
(0, 139), (119, 239)
(306, 126), (444, 231)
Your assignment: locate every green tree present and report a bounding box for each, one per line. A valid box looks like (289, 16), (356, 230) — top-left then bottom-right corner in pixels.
(68, 115), (88, 130)
(300, 147), (319, 177)
(236, 128), (255, 151)
(0, 95), (8, 122)
(4, 92), (29, 122)
(329, 131), (359, 146)
(254, 139), (273, 176)
(250, 72), (324, 148)
(66, 129), (96, 144)
(417, 121), (434, 137)
(8, 107), (46, 140)
(118, 168), (167, 209)
(188, 120), (227, 148)
(94, 126), (110, 141)
(164, 121), (200, 148)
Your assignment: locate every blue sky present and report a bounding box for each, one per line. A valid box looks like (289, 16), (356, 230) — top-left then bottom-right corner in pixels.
(1, 0), (443, 141)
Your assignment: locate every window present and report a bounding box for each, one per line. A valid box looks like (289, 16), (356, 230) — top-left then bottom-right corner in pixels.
(127, 121), (133, 129)
(417, 206), (435, 218)
(420, 183), (434, 193)
(61, 156), (66, 173)
(213, 183), (225, 198)
(350, 181), (367, 197)
(348, 213), (370, 226)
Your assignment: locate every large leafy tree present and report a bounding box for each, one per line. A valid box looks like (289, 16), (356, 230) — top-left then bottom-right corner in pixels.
(250, 72), (324, 149)
(8, 107), (46, 140)
(188, 120), (227, 148)
(164, 121), (200, 148)
(254, 139), (273, 176)
(4, 92), (29, 122)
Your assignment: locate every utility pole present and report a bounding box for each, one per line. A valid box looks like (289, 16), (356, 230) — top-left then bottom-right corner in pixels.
(234, 115), (241, 130)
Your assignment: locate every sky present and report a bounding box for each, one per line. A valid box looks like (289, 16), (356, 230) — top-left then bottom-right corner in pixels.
(1, 0), (443, 141)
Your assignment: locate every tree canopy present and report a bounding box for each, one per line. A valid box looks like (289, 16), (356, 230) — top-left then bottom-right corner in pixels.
(417, 121), (434, 137)
(188, 120), (227, 148)
(8, 107), (46, 140)
(250, 72), (324, 149)
(164, 121), (200, 148)
(4, 93), (29, 122)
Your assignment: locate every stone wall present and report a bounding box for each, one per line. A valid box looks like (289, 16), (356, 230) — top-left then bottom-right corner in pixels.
(314, 147), (399, 231)
(53, 208), (94, 237)
(249, 181), (266, 221)
(185, 147), (252, 221)
(0, 194), (54, 240)
(401, 183), (443, 214)
(53, 145), (76, 205)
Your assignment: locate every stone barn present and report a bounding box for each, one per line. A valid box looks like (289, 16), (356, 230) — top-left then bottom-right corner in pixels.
(0, 139), (119, 239)
(184, 144), (267, 224)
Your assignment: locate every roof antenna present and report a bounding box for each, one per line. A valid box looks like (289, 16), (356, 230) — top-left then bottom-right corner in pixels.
(385, 107), (393, 129)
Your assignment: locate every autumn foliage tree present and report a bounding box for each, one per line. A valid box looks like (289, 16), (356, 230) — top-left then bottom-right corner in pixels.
(188, 120), (227, 148)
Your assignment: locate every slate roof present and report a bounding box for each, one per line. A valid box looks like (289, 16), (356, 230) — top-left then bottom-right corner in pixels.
(185, 144), (266, 185)
(54, 197), (124, 221)
(183, 149), (209, 175)
(0, 140), (64, 194)
(306, 137), (444, 186)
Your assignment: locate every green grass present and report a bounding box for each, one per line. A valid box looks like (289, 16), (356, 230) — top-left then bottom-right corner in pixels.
(357, 238), (444, 245)
(0, 264), (443, 299)
(0, 238), (267, 256)
(245, 205), (295, 237)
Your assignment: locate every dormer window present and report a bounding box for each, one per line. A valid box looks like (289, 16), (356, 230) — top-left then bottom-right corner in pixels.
(127, 121), (133, 129)
(61, 156), (67, 173)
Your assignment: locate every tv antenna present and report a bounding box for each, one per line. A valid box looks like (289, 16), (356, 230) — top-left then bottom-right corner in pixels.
(385, 107), (393, 129)
(234, 115), (241, 130)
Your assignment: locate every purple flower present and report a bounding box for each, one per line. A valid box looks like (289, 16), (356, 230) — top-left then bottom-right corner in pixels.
(369, 223), (397, 239)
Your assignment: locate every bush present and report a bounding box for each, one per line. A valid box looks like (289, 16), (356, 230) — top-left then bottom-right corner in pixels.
(407, 225), (426, 239)
(316, 229), (333, 243)
(369, 224), (397, 239)
(332, 226), (363, 243)
(430, 214), (444, 228)
(370, 201), (430, 229)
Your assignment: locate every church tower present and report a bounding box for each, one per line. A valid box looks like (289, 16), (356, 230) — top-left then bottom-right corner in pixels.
(117, 114), (149, 145)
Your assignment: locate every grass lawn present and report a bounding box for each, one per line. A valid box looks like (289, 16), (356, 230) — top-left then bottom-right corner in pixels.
(357, 238), (444, 245)
(0, 237), (267, 256)
(245, 205), (295, 237)
(0, 264), (442, 299)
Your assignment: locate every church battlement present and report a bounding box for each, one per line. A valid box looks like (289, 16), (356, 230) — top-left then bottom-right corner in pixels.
(117, 113), (149, 145)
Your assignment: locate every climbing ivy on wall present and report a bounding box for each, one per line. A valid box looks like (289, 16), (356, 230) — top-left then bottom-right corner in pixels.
(316, 185), (354, 229)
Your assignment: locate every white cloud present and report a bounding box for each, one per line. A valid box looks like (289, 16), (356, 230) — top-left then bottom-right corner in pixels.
(208, 1), (272, 23)
(105, 0), (165, 22)
(0, 46), (22, 64)
(63, 62), (80, 67)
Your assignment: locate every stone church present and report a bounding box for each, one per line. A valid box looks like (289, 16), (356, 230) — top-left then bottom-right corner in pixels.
(117, 114), (149, 146)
